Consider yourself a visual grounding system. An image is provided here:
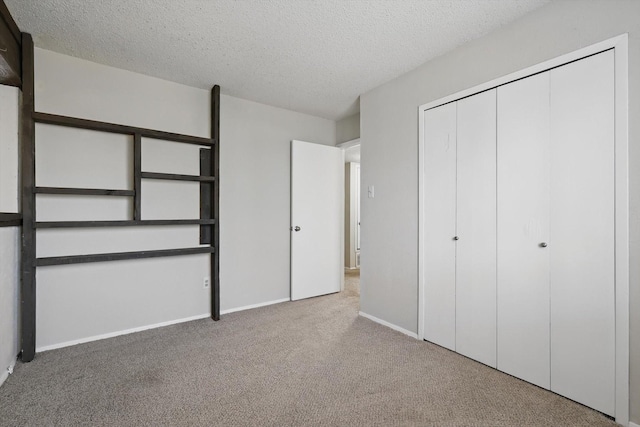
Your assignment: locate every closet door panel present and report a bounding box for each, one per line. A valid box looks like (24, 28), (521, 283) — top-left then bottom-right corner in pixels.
(497, 72), (551, 389)
(549, 50), (615, 415)
(423, 102), (457, 350)
(456, 89), (497, 367)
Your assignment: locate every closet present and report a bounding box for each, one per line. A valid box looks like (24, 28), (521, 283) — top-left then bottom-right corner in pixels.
(422, 50), (615, 416)
(424, 89), (497, 367)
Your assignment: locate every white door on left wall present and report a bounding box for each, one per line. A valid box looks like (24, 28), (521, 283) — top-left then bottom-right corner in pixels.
(291, 140), (343, 301)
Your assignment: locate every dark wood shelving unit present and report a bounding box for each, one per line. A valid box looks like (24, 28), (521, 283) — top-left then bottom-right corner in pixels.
(18, 33), (221, 362)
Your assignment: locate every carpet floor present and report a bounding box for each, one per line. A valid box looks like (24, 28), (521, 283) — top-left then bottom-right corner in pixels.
(0, 270), (616, 426)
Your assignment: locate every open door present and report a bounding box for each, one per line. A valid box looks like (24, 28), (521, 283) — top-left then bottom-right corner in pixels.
(291, 140), (342, 301)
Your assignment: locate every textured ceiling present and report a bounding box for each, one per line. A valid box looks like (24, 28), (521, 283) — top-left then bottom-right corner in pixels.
(7, 0), (550, 120)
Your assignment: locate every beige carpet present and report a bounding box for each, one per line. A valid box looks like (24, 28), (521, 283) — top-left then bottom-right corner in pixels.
(0, 270), (615, 426)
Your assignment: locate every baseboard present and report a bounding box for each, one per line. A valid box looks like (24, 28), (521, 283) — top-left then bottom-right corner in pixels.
(221, 298), (290, 315)
(359, 311), (418, 339)
(36, 313), (211, 352)
(37, 299), (292, 353)
(0, 356), (16, 388)
(628, 421), (639, 427)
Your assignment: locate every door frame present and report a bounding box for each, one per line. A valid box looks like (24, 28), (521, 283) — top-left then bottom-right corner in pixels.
(417, 34), (629, 425)
(338, 138), (360, 286)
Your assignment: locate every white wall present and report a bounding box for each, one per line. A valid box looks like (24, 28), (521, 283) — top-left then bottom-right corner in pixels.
(0, 84), (20, 386)
(33, 48), (335, 349)
(0, 86), (19, 209)
(220, 95), (335, 311)
(336, 112), (360, 144)
(359, 0), (640, 422)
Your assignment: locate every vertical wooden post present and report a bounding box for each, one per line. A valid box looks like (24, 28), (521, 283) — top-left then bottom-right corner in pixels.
(20, 32), (36, 362)
(211, 85), (220, 321)
(133, 133), (142, 221)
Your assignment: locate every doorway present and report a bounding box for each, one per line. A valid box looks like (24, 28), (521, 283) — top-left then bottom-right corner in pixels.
(340, 138), (360, 297)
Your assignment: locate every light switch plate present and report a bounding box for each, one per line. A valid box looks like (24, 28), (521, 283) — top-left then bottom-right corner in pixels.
(368, 185), (375, 198)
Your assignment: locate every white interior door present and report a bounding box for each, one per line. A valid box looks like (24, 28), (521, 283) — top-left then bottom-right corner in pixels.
(291, 140), (342, 301)
(549, 50), (615, 415)
(497, 72), (551, 389)
(455, 89), (497, 367)
(423, 102), (457, 351)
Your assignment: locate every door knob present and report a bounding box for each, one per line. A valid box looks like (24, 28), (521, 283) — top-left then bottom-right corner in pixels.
(539, 242), (548, 248)
(292, 226), (301, 232)
(453, 236), (459, 241)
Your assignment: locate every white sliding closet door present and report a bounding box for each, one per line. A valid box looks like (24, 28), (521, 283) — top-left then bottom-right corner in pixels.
(497, 72), (551, 389)
(423, 102), (457, 351)
(456, 90), (497, 367)
(549, 50), (615, 415)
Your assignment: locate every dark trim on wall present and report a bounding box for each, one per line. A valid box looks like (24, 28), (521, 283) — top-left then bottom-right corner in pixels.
(19, 33), (35, 363)
(33, 112), (215, 146)
(211, 85), (220, 321)
(0, 212), (21, 227)
(0, 1), (20, 44)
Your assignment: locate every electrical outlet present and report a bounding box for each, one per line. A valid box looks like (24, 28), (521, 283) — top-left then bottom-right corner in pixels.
(203, 277), (210, 289)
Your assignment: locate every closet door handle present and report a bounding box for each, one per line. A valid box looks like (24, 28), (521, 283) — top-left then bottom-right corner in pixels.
(453, 236), (459, 241)
(539, 242), (548, 248)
